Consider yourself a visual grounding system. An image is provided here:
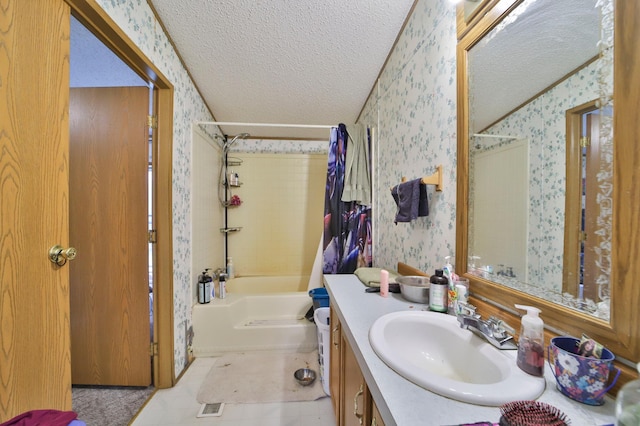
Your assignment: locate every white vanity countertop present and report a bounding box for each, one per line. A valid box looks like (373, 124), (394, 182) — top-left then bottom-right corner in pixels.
(323, 274), (616, 426)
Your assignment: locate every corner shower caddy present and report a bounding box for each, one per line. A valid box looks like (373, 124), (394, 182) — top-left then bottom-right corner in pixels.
(220, 155), (243, 234)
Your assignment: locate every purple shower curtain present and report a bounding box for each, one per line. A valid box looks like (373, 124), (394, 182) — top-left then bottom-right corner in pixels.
(322, 124), (372, 274)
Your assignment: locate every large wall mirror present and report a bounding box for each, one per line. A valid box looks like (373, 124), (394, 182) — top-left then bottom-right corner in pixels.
(456, 0), (640, 367)
(467, 0), (610, 319)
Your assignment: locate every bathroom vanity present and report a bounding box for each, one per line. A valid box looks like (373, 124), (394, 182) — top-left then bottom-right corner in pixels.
(324, 274), (615, 426)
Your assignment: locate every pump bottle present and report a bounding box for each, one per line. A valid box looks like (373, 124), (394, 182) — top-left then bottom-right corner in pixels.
(515, 304), (545, 376)
(226, 257), (235, 279)
(197, 269), (213, 304)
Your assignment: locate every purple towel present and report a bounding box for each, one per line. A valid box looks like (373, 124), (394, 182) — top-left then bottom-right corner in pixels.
(391, 179), (428, 224)
(0, 410), (78, 426)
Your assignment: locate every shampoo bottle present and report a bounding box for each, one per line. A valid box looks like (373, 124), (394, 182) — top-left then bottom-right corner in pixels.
(429, 269), (448, 313)
(197, 269), (213, 304)
(226, 257), (235, 279)
(515, 304), (545, 376)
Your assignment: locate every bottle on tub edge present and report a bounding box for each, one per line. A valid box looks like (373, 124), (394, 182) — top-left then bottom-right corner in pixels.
(226, 257), (235, 279)
(218, 274), (227, 299)
(197, 269), (213, 304)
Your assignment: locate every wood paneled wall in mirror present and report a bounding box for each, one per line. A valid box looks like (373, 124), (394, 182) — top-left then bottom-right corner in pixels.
(456, 0), (640, 384)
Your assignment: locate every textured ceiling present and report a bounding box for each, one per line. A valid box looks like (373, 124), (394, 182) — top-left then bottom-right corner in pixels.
(148, 0), (416, 139)
(468, 0), (601, 133)
(71, 1), (600, 140)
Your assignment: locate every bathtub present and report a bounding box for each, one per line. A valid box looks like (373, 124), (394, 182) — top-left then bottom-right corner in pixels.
(192, 275), (319, 356)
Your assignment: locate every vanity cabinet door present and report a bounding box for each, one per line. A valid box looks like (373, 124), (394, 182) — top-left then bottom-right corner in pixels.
(341, 335), (370, 426)
(329, 305), (342, 421)
(370, 399), (385, 426)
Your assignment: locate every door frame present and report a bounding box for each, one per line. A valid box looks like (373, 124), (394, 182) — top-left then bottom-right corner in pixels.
(66, 0), (176, 388)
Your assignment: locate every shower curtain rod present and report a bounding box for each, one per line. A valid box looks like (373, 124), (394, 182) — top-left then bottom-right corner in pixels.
(196, 121), (334, 129)
(472, 133), (520, 140)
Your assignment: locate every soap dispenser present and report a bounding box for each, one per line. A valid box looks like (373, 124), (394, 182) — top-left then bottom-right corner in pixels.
(515, 304), (545, 376)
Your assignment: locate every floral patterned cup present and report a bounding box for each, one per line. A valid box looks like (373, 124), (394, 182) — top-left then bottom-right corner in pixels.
(548, 336), (620, 406)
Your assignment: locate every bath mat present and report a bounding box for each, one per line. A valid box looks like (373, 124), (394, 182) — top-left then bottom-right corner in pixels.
(196, 350), (327, 404)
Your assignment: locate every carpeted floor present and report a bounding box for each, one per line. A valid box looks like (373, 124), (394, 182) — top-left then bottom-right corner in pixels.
(72, 385), (154, 426)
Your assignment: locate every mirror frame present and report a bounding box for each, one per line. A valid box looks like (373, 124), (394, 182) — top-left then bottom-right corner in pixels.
(456, 0), (640, 370)
(456, 0), (495, 39)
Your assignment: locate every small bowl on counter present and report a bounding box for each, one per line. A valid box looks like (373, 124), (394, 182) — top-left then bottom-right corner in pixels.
(396, 275), (430, 304)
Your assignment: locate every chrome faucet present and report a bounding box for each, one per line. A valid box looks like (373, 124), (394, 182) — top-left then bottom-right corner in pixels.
(456, 302), (517, 350)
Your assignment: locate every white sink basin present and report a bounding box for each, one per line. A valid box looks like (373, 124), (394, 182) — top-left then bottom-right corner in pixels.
(369, 310), (545, 406)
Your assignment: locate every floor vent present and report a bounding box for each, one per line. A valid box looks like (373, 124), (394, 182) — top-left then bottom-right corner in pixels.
(197, 402), (224, 418)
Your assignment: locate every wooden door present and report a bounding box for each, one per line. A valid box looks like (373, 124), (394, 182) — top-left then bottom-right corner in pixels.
(69, 87), (151, 386)
(581, 112), (602, 301)
(0, 0), (72, 420)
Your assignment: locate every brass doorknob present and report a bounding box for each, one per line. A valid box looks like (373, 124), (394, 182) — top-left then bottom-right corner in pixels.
(49, 245), (77, 266)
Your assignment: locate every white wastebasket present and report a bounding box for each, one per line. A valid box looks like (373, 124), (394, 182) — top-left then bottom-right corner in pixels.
(314, 307), (331, 396)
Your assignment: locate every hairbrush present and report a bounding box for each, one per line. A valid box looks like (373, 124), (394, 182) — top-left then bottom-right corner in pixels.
(499, 401), (570, 426)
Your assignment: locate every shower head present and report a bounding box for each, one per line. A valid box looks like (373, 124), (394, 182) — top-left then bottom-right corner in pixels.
(224, 133), (250, 152)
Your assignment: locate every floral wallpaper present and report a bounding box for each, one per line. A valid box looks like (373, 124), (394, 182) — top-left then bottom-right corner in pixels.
(361, 0), (458, 275)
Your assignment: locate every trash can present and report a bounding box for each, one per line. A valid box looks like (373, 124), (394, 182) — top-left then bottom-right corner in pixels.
(308, 287), (330, 311)
(314, 307), (331, 396)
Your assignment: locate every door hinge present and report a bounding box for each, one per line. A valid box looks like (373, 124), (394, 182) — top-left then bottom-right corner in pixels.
(148, 229), (157, 244)
(147, 115), (158, 129)
(150, 342), (158, 357)
(580, 137), (590, 148)
(579, 231), (587, 242)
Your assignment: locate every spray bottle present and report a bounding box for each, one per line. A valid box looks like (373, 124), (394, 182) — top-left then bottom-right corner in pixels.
(218, 273), (227, 299)
(515, 304), (545, 376)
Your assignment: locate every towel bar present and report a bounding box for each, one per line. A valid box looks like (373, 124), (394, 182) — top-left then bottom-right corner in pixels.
(391, 165), (443, 192)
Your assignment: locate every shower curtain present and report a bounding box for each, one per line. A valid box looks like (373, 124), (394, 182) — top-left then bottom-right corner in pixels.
(322, 124), (373, 274)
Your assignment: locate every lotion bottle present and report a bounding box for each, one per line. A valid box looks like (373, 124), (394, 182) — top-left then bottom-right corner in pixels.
(379, 269), (389, 297)
(515, 304), (545, 376)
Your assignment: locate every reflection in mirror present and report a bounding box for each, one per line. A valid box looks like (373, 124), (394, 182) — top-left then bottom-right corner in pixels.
(466, 0), (613, 320)
(463, 0), (484, 21)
